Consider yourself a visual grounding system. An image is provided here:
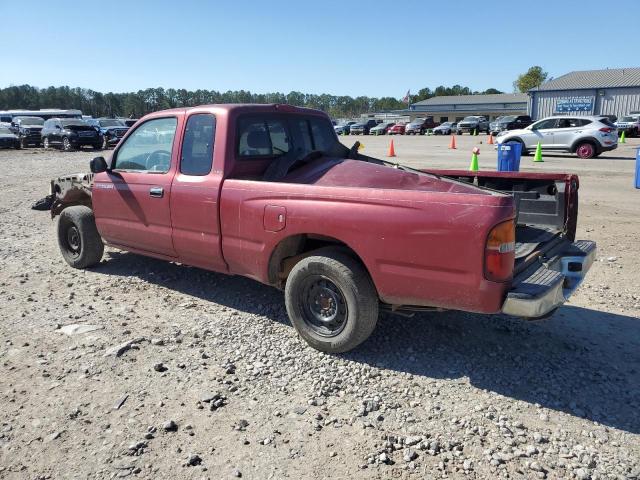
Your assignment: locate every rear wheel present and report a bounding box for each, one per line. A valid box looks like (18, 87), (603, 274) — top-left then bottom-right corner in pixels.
(575, 142), (596, 159)
(285, 248), (378, 353)
(57, 206), (104, 269)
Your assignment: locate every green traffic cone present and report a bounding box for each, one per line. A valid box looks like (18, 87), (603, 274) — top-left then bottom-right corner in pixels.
(620, 130), (626, 144)
(469, 148), (479, 171)
(533, 142), (543, 162)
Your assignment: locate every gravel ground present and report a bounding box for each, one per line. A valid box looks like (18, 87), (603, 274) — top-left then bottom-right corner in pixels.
(0, 140), (639, 480)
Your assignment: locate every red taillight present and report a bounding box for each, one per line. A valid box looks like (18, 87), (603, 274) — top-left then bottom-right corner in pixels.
(599, 127), (612, 133)
(485, 220), (515, 282)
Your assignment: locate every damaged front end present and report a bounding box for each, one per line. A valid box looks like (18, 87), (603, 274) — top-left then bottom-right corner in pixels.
(32, 173), (94, 218)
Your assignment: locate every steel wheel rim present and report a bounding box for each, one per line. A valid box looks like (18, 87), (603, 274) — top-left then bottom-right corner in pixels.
(66, 225), (81, 257)
(299, 275), (348, 337)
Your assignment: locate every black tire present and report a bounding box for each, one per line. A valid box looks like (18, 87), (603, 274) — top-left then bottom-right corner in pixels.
(62, 136), (72, 151)
(285, 248), (379, 353)
(93, 142), (103, 151)
(57, 206), (104, 269)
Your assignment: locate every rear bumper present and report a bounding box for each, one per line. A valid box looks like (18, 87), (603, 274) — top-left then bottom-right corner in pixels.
(502, 240), (596, 318)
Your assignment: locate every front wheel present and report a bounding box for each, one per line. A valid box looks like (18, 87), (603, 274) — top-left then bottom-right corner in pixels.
(285, 248), (379, 353)
(57, 206), (104, 269)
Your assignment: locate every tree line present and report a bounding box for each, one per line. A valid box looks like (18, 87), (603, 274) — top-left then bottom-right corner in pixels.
(0, 84), (505, 120)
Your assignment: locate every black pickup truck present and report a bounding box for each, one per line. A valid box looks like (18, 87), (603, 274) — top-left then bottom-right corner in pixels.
(10, 116), (45, 148)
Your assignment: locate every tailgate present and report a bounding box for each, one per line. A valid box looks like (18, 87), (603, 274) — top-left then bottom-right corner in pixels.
(424, 170), (595, 318)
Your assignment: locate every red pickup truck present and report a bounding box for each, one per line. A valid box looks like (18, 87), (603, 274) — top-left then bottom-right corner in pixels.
(41, 104), (595, 353)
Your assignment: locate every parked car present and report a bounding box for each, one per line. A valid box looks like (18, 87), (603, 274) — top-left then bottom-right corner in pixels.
(490, 115), (533, 135)
(432, 122), (457, 135)
(38, 103), (595, 353)
(405, 117), (440, 135)
(349, 119), (379, 135)
(497, 115), (618, 159)
(387, 123), (406, 135)
(457, 116), (489, 134)
(0, 126), (20, 149)
(86, 118), (130, 148)
(614, 115), (640, 137)
(334, 121), (356, 135)
(489, 116), (507, 133)
(41, 118), (102, 151)
(10, 116), (45, 147)
(370, 122), (394, 135)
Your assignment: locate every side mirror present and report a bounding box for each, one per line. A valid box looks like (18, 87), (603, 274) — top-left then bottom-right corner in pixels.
(90, 156), (108, 173)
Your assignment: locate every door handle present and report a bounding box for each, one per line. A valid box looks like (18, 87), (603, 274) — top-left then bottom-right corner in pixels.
(149, 186), (164, 198)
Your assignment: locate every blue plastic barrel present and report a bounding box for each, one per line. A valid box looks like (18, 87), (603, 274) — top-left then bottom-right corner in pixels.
(497, 142), (522, 172)
(636, 148), (640, 189)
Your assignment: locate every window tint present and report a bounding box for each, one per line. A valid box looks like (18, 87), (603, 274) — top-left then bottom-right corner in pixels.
(113, 117), (177, 173)
(181, 114), (215, 176)
(308, 117), (337, 152)
(598, 118), (615, 128)
(557, 118), (580, 128)
(533, 119), (557, 129)
(238, 118), (290, 157)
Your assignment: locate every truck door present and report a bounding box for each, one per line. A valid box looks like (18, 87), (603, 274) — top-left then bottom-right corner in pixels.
(169, 112), (227, 272)
(92, 116), (181, 257)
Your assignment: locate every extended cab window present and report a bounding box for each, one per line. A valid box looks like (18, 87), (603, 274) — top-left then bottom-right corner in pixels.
(181, 114), (215, 176)
(113, 117), (177, 173)
(238, 118), (290, 158)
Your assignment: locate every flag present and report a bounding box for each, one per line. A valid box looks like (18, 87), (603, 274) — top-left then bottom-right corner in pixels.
(402, 90), (411, 104)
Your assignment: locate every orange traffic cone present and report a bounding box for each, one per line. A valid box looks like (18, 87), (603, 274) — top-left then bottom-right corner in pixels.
(487, 134), (494, 145)
(449, 135), (457, 149)
(388, 139), (396, 157)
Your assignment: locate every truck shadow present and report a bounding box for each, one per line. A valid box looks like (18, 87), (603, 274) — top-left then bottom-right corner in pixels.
(98, 251), (640, 434)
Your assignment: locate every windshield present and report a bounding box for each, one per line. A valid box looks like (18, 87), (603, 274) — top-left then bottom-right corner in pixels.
(620, 116), (634, 122)
(0, 127), (12, 134)
(99, 119), (125, 127)
(499, 116), (516, 122)
(15, 116), (44, 126)
(61, 120), (87, 127)
(462, 116), (478, 121)
(440, 122), (453, 127)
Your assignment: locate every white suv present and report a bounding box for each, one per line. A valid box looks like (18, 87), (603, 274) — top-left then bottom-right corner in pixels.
(497, 115), (618, 159)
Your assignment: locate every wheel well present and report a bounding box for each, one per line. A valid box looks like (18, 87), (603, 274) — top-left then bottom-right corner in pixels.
(571, 137), (598, 153)
(268, 234), (366, 288)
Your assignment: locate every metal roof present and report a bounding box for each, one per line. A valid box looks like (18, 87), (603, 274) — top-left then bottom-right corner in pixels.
(531, 67), (640, 91)
(412, 93), (527, 106)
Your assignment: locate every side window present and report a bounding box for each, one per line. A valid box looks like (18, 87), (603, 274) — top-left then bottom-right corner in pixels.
(180, 114), (215, 176)
(533, 119), (557, 129)
(113, 117), (178, 173)
(309, 117), (337, 152)
(237, 117), (290, 158)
